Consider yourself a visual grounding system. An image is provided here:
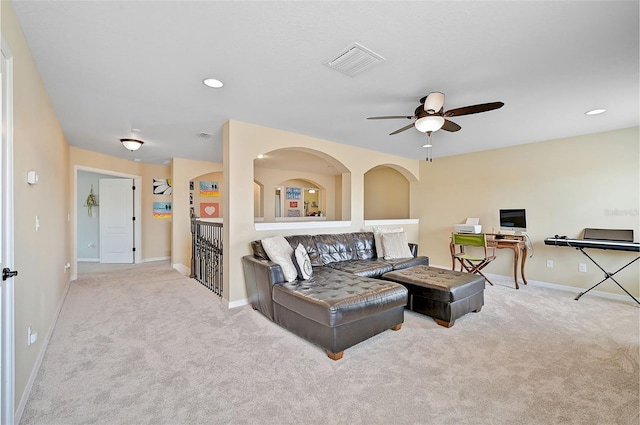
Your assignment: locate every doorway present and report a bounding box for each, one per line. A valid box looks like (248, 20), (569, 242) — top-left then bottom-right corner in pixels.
(73, 166), (142, 280)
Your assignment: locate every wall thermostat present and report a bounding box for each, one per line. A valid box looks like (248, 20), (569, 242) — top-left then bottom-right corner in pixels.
(27, 171), (39, 185)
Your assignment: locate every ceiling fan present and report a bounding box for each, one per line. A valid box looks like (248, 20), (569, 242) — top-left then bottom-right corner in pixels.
(367, 92), (504, 135)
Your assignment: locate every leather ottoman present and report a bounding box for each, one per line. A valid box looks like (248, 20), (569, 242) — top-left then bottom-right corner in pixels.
(382, 265), (485, 327)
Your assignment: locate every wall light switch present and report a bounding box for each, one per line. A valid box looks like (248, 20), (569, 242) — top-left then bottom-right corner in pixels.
(27, 171), (39, 185)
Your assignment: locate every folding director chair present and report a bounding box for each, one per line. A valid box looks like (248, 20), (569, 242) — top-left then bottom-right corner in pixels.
(451, 233), (496, 286)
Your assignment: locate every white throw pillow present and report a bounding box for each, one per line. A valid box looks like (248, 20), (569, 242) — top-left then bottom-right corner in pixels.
(382, 232), (413, 260)
(294, 243), (313, 280)
(261, 235), (298, 282)
(373, 226), (404, 258)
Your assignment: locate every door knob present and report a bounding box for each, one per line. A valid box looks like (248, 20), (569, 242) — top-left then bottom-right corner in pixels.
(2, 267), (18, 281)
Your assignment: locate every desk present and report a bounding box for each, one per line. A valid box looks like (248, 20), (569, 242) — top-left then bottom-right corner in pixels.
(450, 233), (528, 289)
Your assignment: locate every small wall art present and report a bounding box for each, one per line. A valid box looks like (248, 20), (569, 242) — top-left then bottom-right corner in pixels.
(289, 201), (298, 208)
(189, 181), (194, 191)
(286, 187), (301, 200)
(153, 202), (172, 219)
(200, 202), (220, 218)
(287, 209), (301, 217)
(200, 181), (220, 197)
(153, 178), (172, 195)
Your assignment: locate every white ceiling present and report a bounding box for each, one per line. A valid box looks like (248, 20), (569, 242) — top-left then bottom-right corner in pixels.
(11, 1), (639, 166)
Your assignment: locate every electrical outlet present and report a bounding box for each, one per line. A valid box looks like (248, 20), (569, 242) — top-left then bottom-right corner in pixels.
(27, 326), (38, 345)
(546, 260), (553, 268)
(579, 263), (587, 273)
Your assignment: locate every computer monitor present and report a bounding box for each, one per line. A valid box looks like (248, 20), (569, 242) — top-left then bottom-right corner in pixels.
(500, 209), (527, 233)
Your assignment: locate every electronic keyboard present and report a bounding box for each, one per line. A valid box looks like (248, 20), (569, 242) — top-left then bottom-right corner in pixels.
(544, 237), (639, 252)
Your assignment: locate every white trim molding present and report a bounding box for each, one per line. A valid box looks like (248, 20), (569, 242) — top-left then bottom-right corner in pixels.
(364, 219), (419, 227)
(255, 220), (352, 231)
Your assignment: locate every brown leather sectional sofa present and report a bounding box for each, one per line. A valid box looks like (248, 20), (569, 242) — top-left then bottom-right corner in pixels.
(241, 231), (429, 360)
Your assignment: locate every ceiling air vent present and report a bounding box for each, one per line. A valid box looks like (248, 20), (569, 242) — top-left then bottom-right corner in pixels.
(324, 42), (385, 77)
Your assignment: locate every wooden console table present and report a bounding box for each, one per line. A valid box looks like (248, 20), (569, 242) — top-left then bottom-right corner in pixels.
(485, 234), (528, 289)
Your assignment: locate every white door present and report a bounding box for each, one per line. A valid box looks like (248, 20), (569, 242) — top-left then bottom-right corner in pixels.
(1, 40), (15, 425)
(99, 178), (134, 263)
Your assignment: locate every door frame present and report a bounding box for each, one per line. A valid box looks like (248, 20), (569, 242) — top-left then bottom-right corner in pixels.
(1, 38), (15, 425)
(73, 166), (141, 279)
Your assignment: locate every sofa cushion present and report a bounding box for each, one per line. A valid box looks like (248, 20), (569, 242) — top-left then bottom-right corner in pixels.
(314, 233), (357, 265)
(294, 243), (313, 280)
(272, 267), (408, 327)
(251, 240), (270, 260)
(326, 259), (393, 278)
(387, 256), (430, 270)
(373, 226), (404, 259)
(382, 232), (413, 259)
(352, 232), (376, 260)
(261, 235), (298, 282)
(285, 235), (322, 267)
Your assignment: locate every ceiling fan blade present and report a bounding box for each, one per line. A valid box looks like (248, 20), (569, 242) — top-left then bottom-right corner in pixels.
(389, 123), (416, 135)
(441, 119), (461, 132)
(444, 101), (504, 117)
(367, 115), (414, 120)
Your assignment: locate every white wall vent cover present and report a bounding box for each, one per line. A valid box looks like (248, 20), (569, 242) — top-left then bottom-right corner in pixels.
(324, 42), (386, 77)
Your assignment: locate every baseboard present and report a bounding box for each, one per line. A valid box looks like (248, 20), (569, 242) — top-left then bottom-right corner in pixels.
(429, 265), (637, 306)
(224, 297), (250, 309)
(482, 272), (638, 305)
(172, 263), (190, 276)
(15, 278), (71, 423)
(144, 256), (170, 262)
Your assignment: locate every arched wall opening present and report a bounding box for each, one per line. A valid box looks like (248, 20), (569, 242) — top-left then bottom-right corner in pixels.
(364, 165), (411, 220)
(253, 148), (349, 223)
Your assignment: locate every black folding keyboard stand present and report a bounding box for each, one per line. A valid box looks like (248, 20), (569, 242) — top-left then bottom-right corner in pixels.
(573, 247), (639, 304)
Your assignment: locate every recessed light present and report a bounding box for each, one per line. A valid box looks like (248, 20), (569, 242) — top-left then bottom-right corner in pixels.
(422, 144), (433, 148)
(203, 78), (223, 88)
(585, 108), (606, 116)
(257, 154), (265, 159)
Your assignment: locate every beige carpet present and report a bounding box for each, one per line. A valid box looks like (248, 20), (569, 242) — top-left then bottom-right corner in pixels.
(20, 261), (639, 425)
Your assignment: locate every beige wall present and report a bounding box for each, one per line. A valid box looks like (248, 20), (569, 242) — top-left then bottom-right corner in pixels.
(224, 120), (420, 304)
(69, 147), (172, 267)
(2, 1), (72, 412)
(364, 166), (410, 219)
(418, 126), (639, 297)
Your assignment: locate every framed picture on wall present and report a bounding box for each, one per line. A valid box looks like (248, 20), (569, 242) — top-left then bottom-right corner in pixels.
(289, 201), (298, 208)
(200, 181), (220, 197)
(200, 202), (219, 218)
(286, 187), (301, 200)
(153, 202), (172, 219)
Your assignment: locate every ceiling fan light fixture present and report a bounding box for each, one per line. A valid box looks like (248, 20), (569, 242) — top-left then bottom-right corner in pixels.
(120, 138), (144, 151)
(415, 116), (445, 133)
